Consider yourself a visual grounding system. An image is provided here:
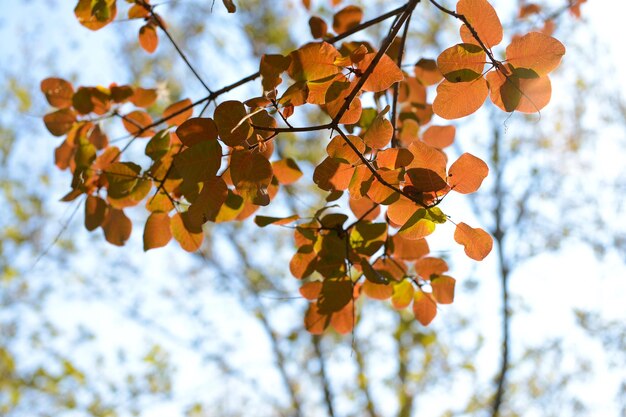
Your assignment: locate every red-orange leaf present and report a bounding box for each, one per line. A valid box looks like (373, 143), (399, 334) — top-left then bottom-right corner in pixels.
(431, 275), (455, 304)
(327, 134), (365, 165)
(413, 290), (437, 326)
(300, 281), (323, 300)
(143, 212), (172, 251)
(363, 108), (393, 150)
(415, 257), (449, 279)
(163, 98), (193, 126)
(454, 222), (493, 260)
(170, 212), (204, 252)
(309, 16), (328, 39)
(422, 125), (455, 149)
(85, 195), (107, 231)
(122, 110), (154, 137)
(176, 117), (218, 147)
(505, 32), (565, 76)
(357, 53), (404, 92)
(41, 78), (74, 108)
(288, 42), (340, 83)
(74, 0), (117, 31)
(414, 58), (443, 86)
(272, 158), (303, 185)
(437, 43), (486, 83)
(130, 87), (158, 108)
(432, 78), (488, 120)
(332, 5), (363, 35)
(139, 24), (158, 53)
(44, 109), (76, 136)
(456, 0), (503, 49)
(313, 157), (354, 191)
(486, 69), (552, 113)
(448, 152), (488, 194)
(101, 208), (132, 246)
(391, 234), (429, 261)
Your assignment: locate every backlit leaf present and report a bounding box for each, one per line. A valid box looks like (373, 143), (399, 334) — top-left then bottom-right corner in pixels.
(143, 212), (172, 251)
(422, 125), (455, 149)
(454, 222), (493, 260)
(414, 58), (443, 86)
(41, 78), (74, 108)
(390, 234), (429, 261)
(101, 208), (132, 246)
(74, 0), (117, 31)
(44, 108), (76, 136)
(363, 108), (393, 149)
(448, 152), (489, 194)
(230, 150), (273, 206)
(456, 0), (503, 48)
(437, 43), (486, 82)
(432, 78), (489, 120)
(357, 53), (404, 92)
(176, 117), (218, 147)
(163, 98), (193, 126)
(139, 24), (158, 53)
(171, 212), (204, 252)
(505, 32), (565, 76)
(313, 157), (354, 191)
(122, 110), (154, 137)
(288, 42), (340, 83)
(272, 158), (303, 184)
(85, 195), (107, 231)
(391, 279), (414, 309)
(486, 69), (551, 113)
(214, 100), (252, 147)
(327, 134), (365, 165)
(415, 257), (449, 279)
(413, 290), (437, 325)
(309, 16), (328, 39)
(431, 275), (455, 304)
(187, 177), (228, 227)
(332, 5), (362, 35)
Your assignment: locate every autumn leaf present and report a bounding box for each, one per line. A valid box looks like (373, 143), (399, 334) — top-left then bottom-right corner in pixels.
(332, 5), (363, 35)
(139, 24), (158, 53)
(454, 222), (493, 260)
(431, 275), (455, 304)
(356, 53), (404, 92)
(456, 0), (503, 49)
(505, 32), (565, 76)
(413, 290), (437, 326)
(143, 212), (172, 251)
(163, 98), (193, 126)
(432, 78), (489, 120)
(41, 78), (74, 108)
(448, 152), (489, 194)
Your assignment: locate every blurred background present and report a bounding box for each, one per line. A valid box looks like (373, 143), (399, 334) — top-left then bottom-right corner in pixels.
(0, 0), (624, 416)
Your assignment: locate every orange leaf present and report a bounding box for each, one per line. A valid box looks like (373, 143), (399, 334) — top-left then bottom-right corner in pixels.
(122, 110), (154, 137)
(139, 24), (158, 53)
(143, 212), (172, 251)
(415, 257), (449, 279)
(41, 78), (74, 108)
(327, 134), (365, 165)
(313, 157), (355, 191)
(176, 117), (218, 147)
(300, 281), (323, 300)
(44, 108), (76, 136)
(456, 0), (503, 48)
(414, 58), (443, 86)
(437, 43), (486, 83)
(332, 5), (363, 35)
(85, 195), (107, 231)
(272, 158), (303, 184)
(356, 53), (404, 92)
(288, 42), (340, 83)
(431, 275), (455, 304)
(422, 125), (455, 149)
(290, 246), (317, 279)
(486, 69), (551, 113)
(454, 222), (493, 260)
(304, 302), (329, 334)
(362, 280), (392, 300)
(376, 148), (414, 170)
(391, 234), (429, 261)
(130, 87), (158, 108)
(309, 16), (328, 39)
(348, 196), (379, 221)
(406, 140), (447, 180)
(101, 208), (132, 246)
(432, 78), (488, 120)
(74, 0), (117, 31)
(505, 32), (565, 76)
(170, 212), (204, 252)
(163, 98), (193, 127)
(363, 109), (393, 150)
(413, 290), (437, 326)
(448, 152), (488, 194)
